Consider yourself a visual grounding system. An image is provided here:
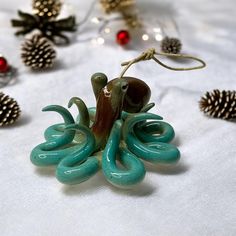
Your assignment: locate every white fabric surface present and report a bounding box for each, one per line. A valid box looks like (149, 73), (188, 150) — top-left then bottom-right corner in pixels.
(0, 0), (236, 235)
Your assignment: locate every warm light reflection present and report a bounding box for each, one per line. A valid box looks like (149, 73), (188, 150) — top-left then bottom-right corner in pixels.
(142, 34), (149, 41)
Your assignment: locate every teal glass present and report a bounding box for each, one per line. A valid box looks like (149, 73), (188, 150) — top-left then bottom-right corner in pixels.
(30, 73), (180, 188)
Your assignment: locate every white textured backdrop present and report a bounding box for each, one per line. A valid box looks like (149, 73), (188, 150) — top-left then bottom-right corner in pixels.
(0, 0), (236, 235)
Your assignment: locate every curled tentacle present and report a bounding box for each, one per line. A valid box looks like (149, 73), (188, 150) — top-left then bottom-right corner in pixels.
(91, 73), (108, 100)
(56, 124), (99, 185)
(38, 105), (75, 150)
(123, 113), (180, 164)
(135, 121), (175, 143)
(88, 107), (96, 125)
(30, 105), (76, 166)
(44, 123), (65, 141)
(44, 107), (97, 141)
(31, 144), (86, 167)
(68, 97), (90, 127)
(121, 103), (157, 121)
(102, 120), (146, 188)
(140, 103), (155, 113)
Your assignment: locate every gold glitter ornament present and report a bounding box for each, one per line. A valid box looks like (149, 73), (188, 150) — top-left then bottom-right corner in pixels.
(32, 0), (62, 19)
(100, 0), (134, 13)
(122, 12), (142, 29)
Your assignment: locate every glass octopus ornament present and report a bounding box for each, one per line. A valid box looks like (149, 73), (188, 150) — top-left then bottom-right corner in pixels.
(30, 48), (206, 188)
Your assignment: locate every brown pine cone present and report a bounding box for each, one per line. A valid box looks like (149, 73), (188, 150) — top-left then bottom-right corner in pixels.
(21, 34), (56, 70)
(0, 92), (21, 127)
(161, 37), (182, 54)
(32, 0), (62, 19)
(199, 90), (236, 120)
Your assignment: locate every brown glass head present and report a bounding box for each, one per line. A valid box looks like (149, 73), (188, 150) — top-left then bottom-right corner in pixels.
(110, 77), (151, 113)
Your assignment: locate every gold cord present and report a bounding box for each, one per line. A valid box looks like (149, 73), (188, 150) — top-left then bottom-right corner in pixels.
(119, 48), (206, 79)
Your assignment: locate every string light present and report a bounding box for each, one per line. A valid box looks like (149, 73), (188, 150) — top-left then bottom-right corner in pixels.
(155, 34), (163, 41)
(91, 37), (105, 45)
(91, 17), (101, 24)
(142, 34), (149, 41)
(153, 27), (161, 33)
(97, 37), (105, 44)
(104, 27), (111, 34)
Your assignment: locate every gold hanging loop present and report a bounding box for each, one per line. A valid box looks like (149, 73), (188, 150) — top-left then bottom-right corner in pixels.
(119, 48), (206, 79)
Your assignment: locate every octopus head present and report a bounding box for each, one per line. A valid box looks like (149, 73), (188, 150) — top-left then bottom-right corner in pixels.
(106, 78), (129, 113)
(110, 77), (151, 113)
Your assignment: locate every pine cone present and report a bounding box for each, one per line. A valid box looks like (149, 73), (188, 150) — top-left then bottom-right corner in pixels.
(32, 0), (62, 19)
(199, 90), (236, 120)
(0, 92), (21, 127)
(100, 0), (134, 13)
(161, 37), (182, 54)
(21, 34), (56, 70)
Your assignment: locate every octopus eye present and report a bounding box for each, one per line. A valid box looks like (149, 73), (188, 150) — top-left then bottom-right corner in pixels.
(103, 86), (111, 97)
(105, 91), (111, 97)
(121, 82), (129, 92)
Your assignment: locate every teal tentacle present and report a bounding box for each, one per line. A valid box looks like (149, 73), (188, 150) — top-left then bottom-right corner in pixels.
(30, 105), (76, 166)
(31, 144), (86, 166)
(44, 107), (96, 141)
(140, 103), (155, 112)
(121, 103), (156, 120)
(135, 121), (175, 143)
(123, 113), (180, 164)
(102, 120), (146, 188)
(41, 105), (75, 148)
(57, 157), (99, 185)
(121, 111), (129, 120)
(68, 97), (90, 127)
(87, 107), (96, 128)
(88, 107), (96, 122)
(44, 123), (65, 141)
(118, 147), (146, 186)
(56, 124), (99, 185)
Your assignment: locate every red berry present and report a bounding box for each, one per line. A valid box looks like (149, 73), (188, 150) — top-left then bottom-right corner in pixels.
(0, 57), (9, 73)
(116, 30), (130, 46)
